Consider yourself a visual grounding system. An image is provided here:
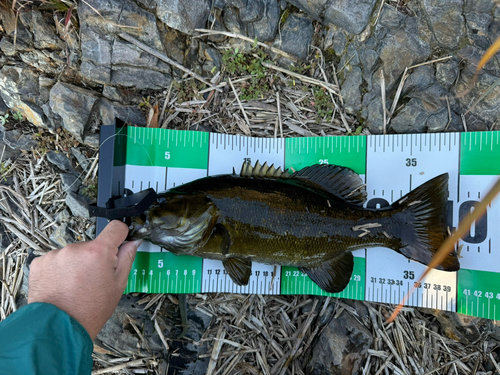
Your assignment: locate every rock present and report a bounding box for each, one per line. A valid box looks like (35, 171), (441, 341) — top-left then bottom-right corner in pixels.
(390, 98), (429, 134)
(79, 0), (170, 88)
(204, 48), (222, 69)
(156, 0), (210, 35)
(49, 82), (99, 142)
(431, 310), (492, 344)
(46, 150), (74, 173)
(83, 134), (100, 149)
(426, 108), (462, 133)
(455, 68), (500, 125)
(0, 37), (16, 56)
(207, 14), (228, 43)
(239, 0), (265, 23)
(56, 209), (71, 224)
(306, 309), (373, 375)
(273, 13), (313, 61)
(341, 67), (363, 114)
(223, 7), (247, 35)
(363, 98), (385, 134)
(465, 11), (493, 50)
(60, 172), (81, 193)
(0, 141), (21, 162)
(0, 96), (8, 115)
(85, 224), (96, 240)
(20, 10), (62, 50)
(376, 27), (431, 91)
(71, 147), (90, 171)
(50, 222), (75, 248)
(403, 65), (435, 95)
(288, 0), (377, 35)
(110, 66), (172, 90)
(246, 0), (280, 42)
(98, 98), (147, 127)
(419, 0), (465, 50)
(0, 65), (49, 128)
(65, 192), (92, 218)
(163, 28), (188, 65)
(436, 59), (459, 90)
(2, 127), (37, 150)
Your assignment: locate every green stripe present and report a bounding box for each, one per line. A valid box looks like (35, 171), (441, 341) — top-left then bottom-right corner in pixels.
(457, 268), (500, 319)
(285, 136), (366, 174)
(460, 131), (500, 175)
(116, 127), (209, 169)
(281, 257), (365, 300)
(125, 251), (202, 294)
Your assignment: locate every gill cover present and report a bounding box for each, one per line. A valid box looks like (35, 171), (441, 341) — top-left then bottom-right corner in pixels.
(128, 193), (217, 254)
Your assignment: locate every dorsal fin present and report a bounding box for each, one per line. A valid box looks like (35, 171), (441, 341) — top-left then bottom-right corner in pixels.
(239, 161), (291, 179)
(291, 164), (367, 206)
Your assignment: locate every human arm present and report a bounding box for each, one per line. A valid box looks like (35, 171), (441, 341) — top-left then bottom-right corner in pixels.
(0, 220), (141, 374)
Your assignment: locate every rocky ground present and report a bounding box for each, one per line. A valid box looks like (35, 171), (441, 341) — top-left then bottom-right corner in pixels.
(1, 0), (500, 374)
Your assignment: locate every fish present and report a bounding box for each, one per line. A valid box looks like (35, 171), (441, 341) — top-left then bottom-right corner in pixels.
(127, 162), (460, 293)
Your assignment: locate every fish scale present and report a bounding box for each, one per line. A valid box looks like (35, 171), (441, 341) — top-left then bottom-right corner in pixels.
(97, 125), (500, 319)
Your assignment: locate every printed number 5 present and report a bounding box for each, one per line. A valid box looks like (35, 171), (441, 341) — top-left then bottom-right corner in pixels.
(165, 151), (171, 160)
(158, 260), (164, 268)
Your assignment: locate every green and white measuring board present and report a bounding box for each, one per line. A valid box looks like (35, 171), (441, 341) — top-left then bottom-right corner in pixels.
(113, 126), (500, 319)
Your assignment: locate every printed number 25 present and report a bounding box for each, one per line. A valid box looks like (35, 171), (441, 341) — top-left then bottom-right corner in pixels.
(406, 158), (417, 167)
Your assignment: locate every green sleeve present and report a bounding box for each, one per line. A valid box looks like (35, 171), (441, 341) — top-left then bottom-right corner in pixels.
(0, 302), (93, 375)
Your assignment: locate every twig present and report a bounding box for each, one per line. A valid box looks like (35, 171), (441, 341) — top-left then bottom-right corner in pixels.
(262, 62), (339, 95)
(380, 69), (387, 134)
(228, 78), (251, 129)
(91, 358), (155, 375)
(118, 32), (220, 92)
(195, 28), (298, 62)
(276, 91), (283, 138)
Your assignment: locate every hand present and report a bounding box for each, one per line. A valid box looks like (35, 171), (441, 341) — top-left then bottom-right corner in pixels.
(28, 220), (142, 339)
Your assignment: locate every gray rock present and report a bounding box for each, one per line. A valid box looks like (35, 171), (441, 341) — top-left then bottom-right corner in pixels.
(455, 70), (500, 124)
(135, 0), (157, 11)
(426, 108), (462, 133)
(226, 0), (248, 8)
(436, 59), (459, 90)
(60, 172), (81, 193)
(288, 0), (376, 35)
(223, 7), (247, 35)
(2, 127), (37, 151)
(0, 142), (21, 162)
(306, 309), (372, 375)
(207, 15), (228, 43)
(465, 11), (493, 50)
(0, 65), (49, 128)
(204, 48), (223, 69)
(50, 222), (75, 248)
(65, 192), (92, 218)
(19, 50), (65, 75)
(403, 65), (435, 95)
(85, 224), (96, 240)
(390, 99), (429, 134)
(341, 67), (363, 114)
(324, 0), (377, 35)
(0, 96), (7, 115)
(46, 151), (74, 173)
(156, 0), (210, 35)
(420, 0), (465, 50)
(102, 85), (124, 102)
(83, 134), (100, 149)
(376, 27), (431, 91)
(110, 66), (172, 90)
(49, 82), (99, 141)
(79, 0), (169, 88)
(273, 13), (313, 60)
(240, 0), (265, 23)
(71, 147), (90, 171)
(0, 37), (16, 56)
(56, 209), (71, 224)
(20, 10), (62, 50)
(363, 98), (385, 134)
(39, 77), (55, 104)
(246, 0), (280, 42)
(98, 98), (147, 127)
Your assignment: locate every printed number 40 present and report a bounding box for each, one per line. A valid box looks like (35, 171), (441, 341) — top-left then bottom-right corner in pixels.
(165, 151), (171, 160)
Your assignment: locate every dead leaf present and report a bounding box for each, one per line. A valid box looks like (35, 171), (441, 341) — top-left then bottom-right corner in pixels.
(147, 103), (159, 128)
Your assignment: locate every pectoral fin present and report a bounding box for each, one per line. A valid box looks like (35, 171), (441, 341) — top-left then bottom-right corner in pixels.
(223, 257), (252, 286)
(299, 252), (354, 293)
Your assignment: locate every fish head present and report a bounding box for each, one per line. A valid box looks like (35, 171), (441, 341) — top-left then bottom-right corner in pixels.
(128, 193), (217, 254)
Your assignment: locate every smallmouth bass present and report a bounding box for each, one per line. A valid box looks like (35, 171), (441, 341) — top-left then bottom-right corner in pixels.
(128, 162), (460, 293)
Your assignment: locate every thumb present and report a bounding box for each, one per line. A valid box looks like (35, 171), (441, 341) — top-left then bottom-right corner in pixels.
(116, 240), (142, 286)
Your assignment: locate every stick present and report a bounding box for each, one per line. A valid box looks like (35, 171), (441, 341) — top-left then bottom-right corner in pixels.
(195, 28), (298, 62)
(228, 78), (251, 129)
(118, 32), (220, 92)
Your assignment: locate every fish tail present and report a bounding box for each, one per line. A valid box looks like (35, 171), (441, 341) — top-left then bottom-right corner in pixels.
(390, 173), (460, 271)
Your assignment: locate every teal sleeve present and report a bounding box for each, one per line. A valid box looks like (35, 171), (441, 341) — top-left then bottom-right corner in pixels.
(0, 302), (93, 375)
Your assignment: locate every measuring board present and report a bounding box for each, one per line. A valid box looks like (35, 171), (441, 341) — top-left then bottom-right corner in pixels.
(97, 125), (500, 319)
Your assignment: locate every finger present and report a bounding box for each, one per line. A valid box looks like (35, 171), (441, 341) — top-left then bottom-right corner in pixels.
(116, 239), (142, 286)
(94, 220), (130, 252)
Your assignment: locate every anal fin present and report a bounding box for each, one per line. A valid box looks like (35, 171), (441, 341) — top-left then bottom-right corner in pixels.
(299, 252), (354, 293)
(223, 257), (252, 286)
